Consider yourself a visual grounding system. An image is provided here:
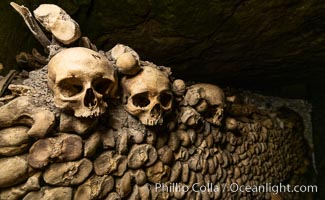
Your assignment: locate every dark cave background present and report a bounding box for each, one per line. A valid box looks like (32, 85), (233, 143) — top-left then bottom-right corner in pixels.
(0, 0), (324, 198)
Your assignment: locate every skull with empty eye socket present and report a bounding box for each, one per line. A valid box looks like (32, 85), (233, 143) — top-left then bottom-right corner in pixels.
(121, 66), (173, 126)
(48, 47), (117, 118)
(184, 83), (225, 126)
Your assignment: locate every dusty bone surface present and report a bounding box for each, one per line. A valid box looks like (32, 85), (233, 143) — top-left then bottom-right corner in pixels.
(0, 172), (41, 200)
(0, 3), (313, 200)
(43, 158), (93, 186)
(0, 154), (31, 188)
(33, 4), (81, 45)
(28, 133), (83, 169)
(0, 126), (30, 156)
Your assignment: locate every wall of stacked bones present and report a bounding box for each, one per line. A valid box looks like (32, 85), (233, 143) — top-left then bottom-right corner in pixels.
(0, 3), (310, 200)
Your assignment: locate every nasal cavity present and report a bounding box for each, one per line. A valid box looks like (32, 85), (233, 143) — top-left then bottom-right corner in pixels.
(150, 104), (161, 118)
(84, 88), (97, 108)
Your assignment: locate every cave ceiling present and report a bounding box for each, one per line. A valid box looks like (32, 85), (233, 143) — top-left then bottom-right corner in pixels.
(0, 0), (324, 94)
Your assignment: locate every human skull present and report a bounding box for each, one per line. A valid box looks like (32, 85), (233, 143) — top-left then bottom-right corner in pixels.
(48, 47), (117, 118)
(121, 66), (173, 126)
(184, 83), (225, 126)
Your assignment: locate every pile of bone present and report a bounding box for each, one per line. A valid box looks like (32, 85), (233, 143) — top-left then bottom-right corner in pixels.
(0, 3), (309, 200)
(0, 75), (308, 200)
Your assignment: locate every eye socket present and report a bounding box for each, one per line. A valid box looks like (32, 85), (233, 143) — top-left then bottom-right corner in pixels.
(204, 105), (218, 117)
(58, 78), (83, 97)
(93, 78), (112, 94)
(132, 92), (150, 107)
(159, 92), (173, 107)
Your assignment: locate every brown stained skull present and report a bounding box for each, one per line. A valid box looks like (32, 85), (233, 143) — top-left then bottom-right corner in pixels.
(184, 83), (225, 126)
(121, 66), (173, 126)
(48, 47), (117, 118)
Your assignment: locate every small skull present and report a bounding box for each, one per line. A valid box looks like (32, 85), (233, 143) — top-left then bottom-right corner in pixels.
(48, 47), (117, 118)
(121, 66), (173, 126)
(184, 83), (225, 126)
